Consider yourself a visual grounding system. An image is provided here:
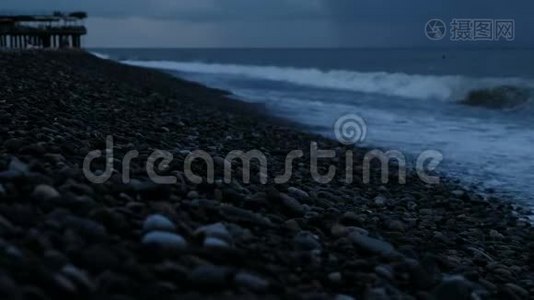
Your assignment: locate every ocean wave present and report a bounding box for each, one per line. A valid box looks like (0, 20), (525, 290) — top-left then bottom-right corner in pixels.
(461, 85), (533, 110)
(91, 52), (111, 60)
(121, 60), (534, 101)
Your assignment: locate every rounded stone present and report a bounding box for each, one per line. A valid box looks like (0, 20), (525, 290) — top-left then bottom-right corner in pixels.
(234, 272), (269, 291)
(328, 272), (342, 284)
(348, 233), (395, 256)
(195, 222), (232, 243)
(142, 231), (187, 250)
(189, 265), (232, 290)
(203, 237), (230, 248)
(293, 231), (321, 251)
(32, 184), (60, 200)
(373, 195), (387, 206)
(187, 190), (199, 199)
(142, 214), (175, 232)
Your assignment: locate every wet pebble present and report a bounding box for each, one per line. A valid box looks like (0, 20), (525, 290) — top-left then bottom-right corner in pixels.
(234, 272), (269, 291)
(143, 214), (176, 232)
(61, 264), (95, 292)
(431, 275), (483, 300)
(280, 193), (306, 216)
(195, 222), (232, 243)
(32, 184), (60, 200)
(348, 232), (395, 256)
(142, 231), (187, 250)
(504, 283), (529, 298)
(489, 229), (504, 240)
(373, 195), (387, 206)
(204, 237), (230, 248)
(328, 272), (343, 284)
(294, 231), (321, 251)
(288, 186), (309, 199)
(187, 190), (199, 199)
(189, 265), (232, 290)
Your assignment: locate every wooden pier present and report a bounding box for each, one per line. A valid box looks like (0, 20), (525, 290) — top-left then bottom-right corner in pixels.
(0, 12), (87, 49)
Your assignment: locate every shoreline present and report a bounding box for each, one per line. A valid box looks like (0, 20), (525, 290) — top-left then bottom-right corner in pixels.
(148, 59), (533, 212)
(0, 50), (533, 299)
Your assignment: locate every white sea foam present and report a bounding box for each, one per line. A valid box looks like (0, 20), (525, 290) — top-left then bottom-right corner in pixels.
(116, 57), (534, 202)
(91, 52), (111, 60)
(121, 60), (533, 101)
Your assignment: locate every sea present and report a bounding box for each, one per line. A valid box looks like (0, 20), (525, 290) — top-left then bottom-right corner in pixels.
(90, 48), (534, 205)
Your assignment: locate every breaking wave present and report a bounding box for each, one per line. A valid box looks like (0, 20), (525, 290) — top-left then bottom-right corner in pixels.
(121, 60), (534, 102)
(462, 85), (534, 110)
(90, 52), (111, 60)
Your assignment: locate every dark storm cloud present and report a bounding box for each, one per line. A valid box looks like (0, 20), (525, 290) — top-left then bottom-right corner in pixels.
(1, 0), (532, 47)
(322, 0), (534, 19)
(1, 0), (323, 21)
(2, 0), (533, 22)
(322, 0), (534, 47)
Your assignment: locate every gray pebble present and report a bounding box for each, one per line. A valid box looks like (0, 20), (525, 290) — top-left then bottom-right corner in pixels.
(62, 264), (95, 292)
(9, 157), (29, 174)
(452, 190), (465, 197)
(373, 195), (387, 206)
(328, 272), (342, 284)
(143, 214), (175, 232)
(142, 231), (187, 250)
(349, 232), (395, 256)
(32, 184), (60, 200)
(0, 215), (15, 235)
(280, 193), (306, 216)
(288, 187), (309, 199)
(386, 220), (405, 232)
(489, 229), (504, 239)
(195, 222), (232, 243)
(203, 237), (230, 248)
(234, 272), (269, 291)
(189, 265), (232, 289)
(504, 283), (528, 298)
(187, 190), (199, 199)
(293, 231), (321, 251)
(375, 264), (394, 280)
(431, 275), (484, 300)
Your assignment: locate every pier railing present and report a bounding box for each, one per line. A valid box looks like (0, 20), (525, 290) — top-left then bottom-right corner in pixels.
(0, 11), (87, 49)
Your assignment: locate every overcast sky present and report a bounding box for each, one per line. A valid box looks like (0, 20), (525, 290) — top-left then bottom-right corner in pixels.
(2, 0), (533, 47)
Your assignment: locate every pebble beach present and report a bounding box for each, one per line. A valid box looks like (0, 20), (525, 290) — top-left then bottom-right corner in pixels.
(0, 50), (533, 299)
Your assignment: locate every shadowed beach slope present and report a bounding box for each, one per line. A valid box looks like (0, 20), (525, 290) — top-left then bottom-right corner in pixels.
(0, 50), (533, 299)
